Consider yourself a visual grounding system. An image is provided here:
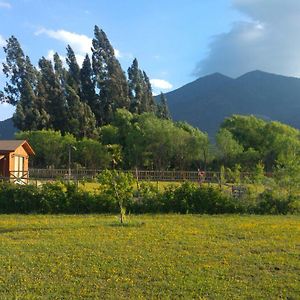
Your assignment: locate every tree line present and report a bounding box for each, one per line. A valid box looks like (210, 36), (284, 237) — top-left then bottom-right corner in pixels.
(1, 26), (170, 138)
(15, 113), (300, 173)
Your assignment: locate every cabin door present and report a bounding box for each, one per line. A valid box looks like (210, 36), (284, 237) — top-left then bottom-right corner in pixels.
(14, 156), (25, 184)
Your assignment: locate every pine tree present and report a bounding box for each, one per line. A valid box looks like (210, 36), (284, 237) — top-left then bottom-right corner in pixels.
(65, 85), (97, 138)
(53, 52), (67, 88)
(80, 54), (100, 123)
(127, 58), (156, 114)
(38, 57), (68, 131)
(128, 58), (143, 113)
(2, 36), (49, 130)
(2, 36), (26, 105)
(142, 71), (156, 113)
(157, 92), (171, 119)
(66, 45), (80, 91)
(92, 25), (129, 124)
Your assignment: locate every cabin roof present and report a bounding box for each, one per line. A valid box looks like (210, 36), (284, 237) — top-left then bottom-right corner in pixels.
(0, 140), (35, 155)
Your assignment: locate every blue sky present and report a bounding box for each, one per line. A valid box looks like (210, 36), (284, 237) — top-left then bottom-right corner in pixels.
(1, 0), (300, 121)
(0, 0), (244, 120)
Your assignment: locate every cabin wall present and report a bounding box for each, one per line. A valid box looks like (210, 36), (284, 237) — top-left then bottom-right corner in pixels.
(9, 146), (29, 173)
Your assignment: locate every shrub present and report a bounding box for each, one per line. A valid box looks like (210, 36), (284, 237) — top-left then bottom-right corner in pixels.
(0, 183), (41, 213)
(130, 182), (163, 213)
(0, 180), (299, 215)
(255, 190), (298, 214)
(40, 183), (67, 213)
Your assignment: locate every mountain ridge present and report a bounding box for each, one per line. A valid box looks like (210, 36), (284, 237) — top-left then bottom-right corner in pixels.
(0, 118), (18, 139)
(163, 70), (300, 136)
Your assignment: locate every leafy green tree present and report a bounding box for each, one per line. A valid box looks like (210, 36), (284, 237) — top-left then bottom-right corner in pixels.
(75, 138), (111, 169)
(98, 170), (135, 223)
(221, 115), (265, 150)
(216, 128), (244, 165)
(16, 130), (74, 168)
(100, 125), (120, 145)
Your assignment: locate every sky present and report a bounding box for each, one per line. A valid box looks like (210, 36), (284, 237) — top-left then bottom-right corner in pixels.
(0, 0), (299, 121)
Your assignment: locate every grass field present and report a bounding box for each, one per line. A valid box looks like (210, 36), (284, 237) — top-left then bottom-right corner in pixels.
(0, 215), (299, 299)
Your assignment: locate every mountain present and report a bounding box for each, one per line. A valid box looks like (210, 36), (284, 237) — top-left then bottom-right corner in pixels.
(163, 70), (300, 137)
(0, 118), (18, 139)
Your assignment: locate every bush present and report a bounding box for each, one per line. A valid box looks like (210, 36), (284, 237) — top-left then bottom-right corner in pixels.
(0, 180), (299, 215)
(161, 182), (238, 214)
(130, 182), (163, 213)
(0, 183), (41, 213)
(255, 190), (299, 214)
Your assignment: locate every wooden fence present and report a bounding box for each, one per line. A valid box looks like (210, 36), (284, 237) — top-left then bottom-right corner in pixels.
(25, 169), (266, 184)
(0, 169), (272, 186)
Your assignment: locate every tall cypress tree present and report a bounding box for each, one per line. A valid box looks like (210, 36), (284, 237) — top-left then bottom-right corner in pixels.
(66, 45), (80, 91)
(38, 57), (68, 131)
(64, 48), (97, 137)
(157, 92), (171, 120)
(127, 58), (156, 114)
(2, 36), (49, 129)
(142, 71), (156, 113)
(92, 25), (129, 124)
(2, 36), (26, 105)
(128, 58), (143, 113)
(80, 54), (100, 123)
(65, 84), (97, 138)
(53, 52), (67, 88)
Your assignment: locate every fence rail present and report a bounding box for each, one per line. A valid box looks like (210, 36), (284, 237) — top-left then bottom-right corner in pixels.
(0, 169), (272, 185)
(25, 169), (270, 184)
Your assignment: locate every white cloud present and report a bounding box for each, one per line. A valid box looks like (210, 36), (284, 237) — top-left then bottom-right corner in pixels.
(45, 49), (66, 65)
(0, 1), (11, 9)
(0, 35), (6, 47)
(114, 49), (121, 59)
(36, 28), (92, 54)
(195, 0), (300, 78)
(45, 49), (86, 68)
(35, 28), (128, 61)
(150, 79), (173, 90)
(74, 54), (85, 66)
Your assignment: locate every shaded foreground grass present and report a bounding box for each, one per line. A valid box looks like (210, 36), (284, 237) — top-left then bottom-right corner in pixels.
(0, 215), (299, 299)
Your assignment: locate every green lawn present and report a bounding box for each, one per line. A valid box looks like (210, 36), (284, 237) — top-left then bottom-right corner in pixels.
(0, 215), (299, 299)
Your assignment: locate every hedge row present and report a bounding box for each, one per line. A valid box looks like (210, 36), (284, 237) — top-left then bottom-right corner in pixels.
(0, 181), (298, 215)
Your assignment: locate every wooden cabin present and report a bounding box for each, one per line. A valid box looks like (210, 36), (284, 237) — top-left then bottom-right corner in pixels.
(0, 140), (35, 184)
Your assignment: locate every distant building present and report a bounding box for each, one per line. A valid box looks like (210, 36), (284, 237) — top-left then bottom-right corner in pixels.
(0, 140), (35, 184)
